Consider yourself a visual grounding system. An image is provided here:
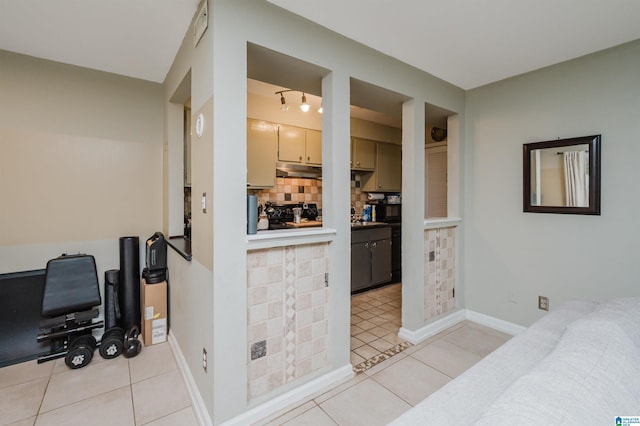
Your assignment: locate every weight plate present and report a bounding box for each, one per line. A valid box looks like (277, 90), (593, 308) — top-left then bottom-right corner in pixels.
(65, 345), (93, 369)
(99, 336), (124, 359)
(70, 334), (97, 350)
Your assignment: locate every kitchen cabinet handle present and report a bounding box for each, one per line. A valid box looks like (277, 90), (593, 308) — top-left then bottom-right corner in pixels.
(372, 242), (377, 248)
(299, 156), (303, 161)
(378, 184), (382, 188)
(356, 161), (360, 166)
(365, 242), (369, 249)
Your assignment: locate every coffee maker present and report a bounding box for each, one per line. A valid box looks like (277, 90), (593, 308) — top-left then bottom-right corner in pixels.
(142, 232), (167, 283)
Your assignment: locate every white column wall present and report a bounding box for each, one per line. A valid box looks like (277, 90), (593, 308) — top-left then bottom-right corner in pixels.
(401, 100), (427, 329)
(322, 71), (352, 368)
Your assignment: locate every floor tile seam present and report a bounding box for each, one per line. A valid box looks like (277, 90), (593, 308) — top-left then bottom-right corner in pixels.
(34, 366), (55, 417)
(0, 373), (49, 392)
(312, 374), (366, 406)
(269, 400), (320, 426)
(137, 404), (193, 426)
(404, 353), (455, 380)
(38, 383), (132, 416)
(367, 374), (416, 408)
(130, 366), (182, 387)
(129, 363), (180, 385)
(316, 402), (340, 425)
(440, 337), (489, 358)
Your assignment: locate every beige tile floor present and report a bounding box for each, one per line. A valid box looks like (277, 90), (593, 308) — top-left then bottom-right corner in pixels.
(1, 287), (510, 426)
(259, 285), (512, 426)
(350, 283), (405, 369)
(0, 342), (197, 426)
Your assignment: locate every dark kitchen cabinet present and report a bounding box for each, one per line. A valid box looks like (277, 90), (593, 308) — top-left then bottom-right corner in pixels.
(390, 224), (401, 282)
(351, 226), (392, 293)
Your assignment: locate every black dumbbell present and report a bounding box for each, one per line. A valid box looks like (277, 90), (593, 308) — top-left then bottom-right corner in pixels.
(65, 334), (97, 369)
(99, 327), (125, 359)
(123, 326), (142, 358)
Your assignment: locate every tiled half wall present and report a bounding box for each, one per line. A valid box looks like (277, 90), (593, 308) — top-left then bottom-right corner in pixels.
(424, 227), (456, 320)
(246, 243), (329, 400)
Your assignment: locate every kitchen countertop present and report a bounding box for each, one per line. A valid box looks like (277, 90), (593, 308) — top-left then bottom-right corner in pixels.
(284, 220), (323, 228)
(350, 221), (391, 229)
(247, 226), (336, 250)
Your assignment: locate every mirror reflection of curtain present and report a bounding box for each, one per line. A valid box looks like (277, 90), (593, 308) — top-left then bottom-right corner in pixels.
(563, 151), (588, 207)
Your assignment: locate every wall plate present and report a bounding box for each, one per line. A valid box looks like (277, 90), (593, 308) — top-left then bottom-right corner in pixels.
(193, 1), (208, 47)
(195, 113), (204, 137)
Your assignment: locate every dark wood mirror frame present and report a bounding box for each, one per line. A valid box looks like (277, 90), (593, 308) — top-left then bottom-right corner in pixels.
(523, 135), (601, 215)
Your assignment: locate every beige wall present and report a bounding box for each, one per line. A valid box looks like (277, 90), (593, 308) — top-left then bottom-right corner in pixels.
(0, 50), (163, 274)
(0, 128), (162, 246)
(190, 97), (214, 271)
(160, 1), (216, 423)
(465, 40), (640, 326)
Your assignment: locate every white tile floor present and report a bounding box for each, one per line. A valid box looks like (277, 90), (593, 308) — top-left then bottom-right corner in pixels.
(1, 287), (510, 426)
(258, 321), (510, 426)
(0, 342), (197, 426)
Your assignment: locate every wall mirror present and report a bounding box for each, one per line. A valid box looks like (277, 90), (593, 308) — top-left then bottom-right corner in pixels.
(523, 135), (601, 215)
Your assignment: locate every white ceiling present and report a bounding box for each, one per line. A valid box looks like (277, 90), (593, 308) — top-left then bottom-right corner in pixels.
(1, 1), (638, 90)
(0, 0), (199, 83)
(268, 0), (640, 89)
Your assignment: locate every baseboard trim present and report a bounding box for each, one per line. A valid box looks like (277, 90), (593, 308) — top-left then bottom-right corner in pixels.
(398, 309), (467, 344)
(465, 309), (527, 336)
(398, 308), (527, 345)
(221, 365), (354, 426)
(168, 332), (213, 426)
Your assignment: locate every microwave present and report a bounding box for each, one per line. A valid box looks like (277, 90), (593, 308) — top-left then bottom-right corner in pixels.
(378, 203), (401, 223)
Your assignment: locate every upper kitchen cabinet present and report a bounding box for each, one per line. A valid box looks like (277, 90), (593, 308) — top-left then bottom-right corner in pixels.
(278, 124), (321, 165)
(247, 119), (278, 188)
(362, 142), (402, 192)
(305, 129), (322, 165)
(351, 137), (376, 170)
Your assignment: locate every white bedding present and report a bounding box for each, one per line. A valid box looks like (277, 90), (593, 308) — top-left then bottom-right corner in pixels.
(389, 298), (640, 426)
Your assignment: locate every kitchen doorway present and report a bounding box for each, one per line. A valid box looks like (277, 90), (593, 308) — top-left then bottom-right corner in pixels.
(350, 283), (408, 372)
(349, 78), (409, 372)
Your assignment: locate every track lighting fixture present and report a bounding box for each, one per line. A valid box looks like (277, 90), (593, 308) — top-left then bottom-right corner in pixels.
(274, 89), (320, 113)
(300, 93), (310, 112)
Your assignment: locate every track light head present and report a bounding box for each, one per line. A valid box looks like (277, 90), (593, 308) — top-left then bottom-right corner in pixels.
(279, 93), (289, 112)
(300, 93), (310, 112)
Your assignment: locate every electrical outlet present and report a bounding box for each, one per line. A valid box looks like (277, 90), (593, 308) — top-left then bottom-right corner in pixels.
(202, 348), (207, 372)
(538, 296), (549, 311)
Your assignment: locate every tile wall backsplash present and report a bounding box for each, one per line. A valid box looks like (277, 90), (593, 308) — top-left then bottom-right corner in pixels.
(424, 227), (456, 320)
(350, 173), (370, 214)
(250, 173), (391, 216)
(252, 177), (322, 209)
(247, 243), (329, 401)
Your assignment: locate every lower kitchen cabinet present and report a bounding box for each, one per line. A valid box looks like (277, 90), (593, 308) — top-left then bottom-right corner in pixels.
(351, 226), (392, 293)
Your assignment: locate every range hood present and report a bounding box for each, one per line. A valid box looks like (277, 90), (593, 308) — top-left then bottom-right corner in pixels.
(276, 162), (322, 179)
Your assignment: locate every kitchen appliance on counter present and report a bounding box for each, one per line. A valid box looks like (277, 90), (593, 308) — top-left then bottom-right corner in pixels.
(265, 203), (319, 230)
(377, 202), (401, 223)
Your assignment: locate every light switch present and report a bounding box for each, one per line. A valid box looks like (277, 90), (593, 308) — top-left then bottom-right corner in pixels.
(201, 192), (207, 213)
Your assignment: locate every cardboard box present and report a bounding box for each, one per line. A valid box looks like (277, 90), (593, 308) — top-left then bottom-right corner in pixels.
(141, 278), (167, 346)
